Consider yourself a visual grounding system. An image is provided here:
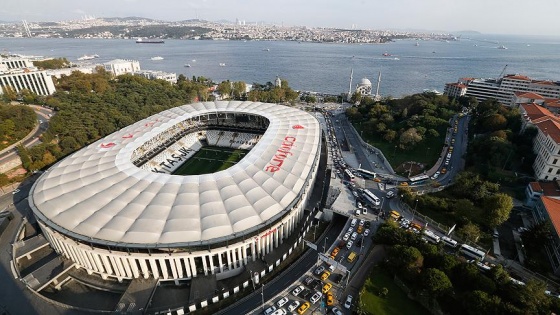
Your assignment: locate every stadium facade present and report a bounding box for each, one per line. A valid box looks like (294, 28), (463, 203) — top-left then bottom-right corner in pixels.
(29, 101), (322, 281)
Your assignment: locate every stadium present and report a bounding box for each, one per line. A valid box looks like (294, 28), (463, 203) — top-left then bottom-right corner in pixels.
(28, 101), (322, 281)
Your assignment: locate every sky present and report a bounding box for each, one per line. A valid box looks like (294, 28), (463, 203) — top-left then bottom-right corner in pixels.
(2, 0), (560, 36)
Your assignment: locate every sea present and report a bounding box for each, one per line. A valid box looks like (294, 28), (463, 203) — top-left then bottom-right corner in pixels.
(1, 34), (559, 97)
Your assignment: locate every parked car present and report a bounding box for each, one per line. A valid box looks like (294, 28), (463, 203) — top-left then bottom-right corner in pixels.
(287, 300), (300, 312)
(292, 285), (304, 297)
(276, 296), (289, 308)
(264, 305), (277, 315)
(310, 291), (323, 304)
(344, 295), (353, 309)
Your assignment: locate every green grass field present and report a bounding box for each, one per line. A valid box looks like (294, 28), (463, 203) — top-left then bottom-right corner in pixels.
(172, 146), (248, 176)
(360, 266), (430, 315)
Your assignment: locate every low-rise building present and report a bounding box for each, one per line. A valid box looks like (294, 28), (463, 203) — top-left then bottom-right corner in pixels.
(135, 70), (177, 84)
(103, 59), (140, 76)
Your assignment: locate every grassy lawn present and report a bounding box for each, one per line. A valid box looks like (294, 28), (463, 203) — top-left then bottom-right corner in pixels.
(354, 123), (447, 169)
(361, 266), (430, 315)
(173, 146), (248, 175)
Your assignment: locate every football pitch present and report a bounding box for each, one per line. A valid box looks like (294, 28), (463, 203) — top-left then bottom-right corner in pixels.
(173, 146), (248, 176)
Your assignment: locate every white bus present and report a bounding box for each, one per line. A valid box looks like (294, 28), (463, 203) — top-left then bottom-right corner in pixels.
(409, 174), (430, 185)
(441, 236), (458, 248)
(422, 229), (441, 244)
(356, 168), (376, 179)
(459, 244), (486, 261)
(363, 189), (381, 206)
(344, 169), (355, 181)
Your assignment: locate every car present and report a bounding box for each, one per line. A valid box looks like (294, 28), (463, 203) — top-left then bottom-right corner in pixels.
(355, 237), (363, 247)
(287, 300), (300, 312)
(321, 271), (331, 281)
(344, 295), (353, 309)
(297, 302), (310, 314)
(332, 307), (343, 315)
(276, 297), (289, 308)
(310, 291), (323, 304)
(330, 247), (340, 259)
(322, 282), (332, 293)
(364, 229), (370, 236)
(351, 232), (358, 240)
(343, 232), (351, 241)
(314, 265), (325, 275)
(359, 219), (365, 226)
(326, 292), (335, 306)
(386, 190), (395, 198)
(346, 240), (353, 249)
(12, 189), (20, 194)
(264, 305), (277, 315)
(292, 285), (304, 297)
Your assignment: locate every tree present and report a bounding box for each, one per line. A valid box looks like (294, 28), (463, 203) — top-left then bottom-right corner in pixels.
(421, 268), (452, 297)
(399, 128), (423, 149)
(485, 193), (513, 227)
(457, 222), (481, 243)
(388, 245), (424, 273)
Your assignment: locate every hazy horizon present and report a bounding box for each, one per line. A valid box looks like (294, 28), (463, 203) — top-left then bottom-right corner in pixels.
(2, 0), (560, 36)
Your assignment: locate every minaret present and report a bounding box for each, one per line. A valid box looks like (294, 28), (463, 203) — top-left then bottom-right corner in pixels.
(347, 68), (354, 101)
(374, 71), (381, 101)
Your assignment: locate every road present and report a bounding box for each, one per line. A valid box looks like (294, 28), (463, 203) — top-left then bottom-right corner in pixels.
(216, 219), (347, 315)
(0, 105), (53, 166)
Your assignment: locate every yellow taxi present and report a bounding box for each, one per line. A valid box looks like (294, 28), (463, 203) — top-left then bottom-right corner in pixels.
(297, 302), (311, 314)
(322, 282), (333, 293)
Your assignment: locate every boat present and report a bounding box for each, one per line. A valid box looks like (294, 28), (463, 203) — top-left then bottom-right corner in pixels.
(151, 56), (164, 61)
(497, 45), (508, 49)
(77, 54), (99, 61)
(184, 64), (191, 67)
(219, 63), (226, 67)
(136, 38), (164, 44)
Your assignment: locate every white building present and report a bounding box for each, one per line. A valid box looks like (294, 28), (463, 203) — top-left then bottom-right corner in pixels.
(135, 70), (177, 84)
(444, 74), (560, 106)
(0, 57), (56, 96)
(103, 59), (140, 76)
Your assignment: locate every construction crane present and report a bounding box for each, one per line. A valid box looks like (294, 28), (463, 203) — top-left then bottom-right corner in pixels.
(497, 64), (508, 81)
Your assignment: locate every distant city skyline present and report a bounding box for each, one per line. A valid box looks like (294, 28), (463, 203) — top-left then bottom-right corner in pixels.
(2, 0), (560, 36)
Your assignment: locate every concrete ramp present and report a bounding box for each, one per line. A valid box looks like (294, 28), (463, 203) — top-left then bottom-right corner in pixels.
(115, 278), (158, 314)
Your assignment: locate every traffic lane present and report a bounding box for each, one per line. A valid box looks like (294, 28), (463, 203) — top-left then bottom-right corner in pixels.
(222, 220), (346, 315)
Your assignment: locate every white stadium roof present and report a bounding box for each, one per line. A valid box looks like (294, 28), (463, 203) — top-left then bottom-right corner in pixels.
(30, 101), (321, 248)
